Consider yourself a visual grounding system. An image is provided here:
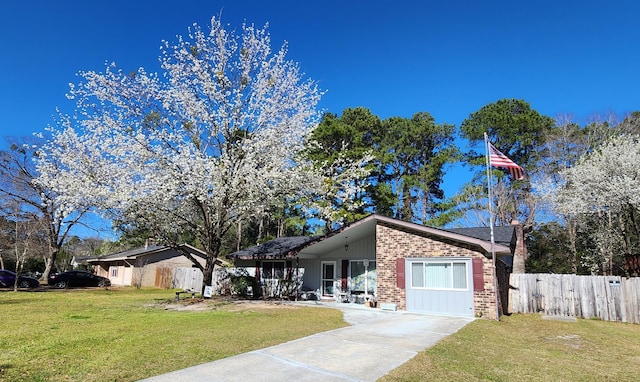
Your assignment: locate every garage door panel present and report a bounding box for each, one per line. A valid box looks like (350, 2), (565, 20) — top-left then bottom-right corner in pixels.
(406, 258), (474, 317)
(406, 288), (473, 316)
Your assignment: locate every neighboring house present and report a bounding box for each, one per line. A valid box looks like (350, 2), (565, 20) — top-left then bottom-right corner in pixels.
(227, 214), (524, 319)
(88, 243), (224, 289)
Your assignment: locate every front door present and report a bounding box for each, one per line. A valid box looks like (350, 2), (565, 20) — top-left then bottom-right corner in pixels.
(321, 261), (336, 297)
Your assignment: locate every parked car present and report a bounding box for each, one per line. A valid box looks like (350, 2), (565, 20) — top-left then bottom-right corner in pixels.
(48, 270), (111, 288)
(0, 270), (40, 288)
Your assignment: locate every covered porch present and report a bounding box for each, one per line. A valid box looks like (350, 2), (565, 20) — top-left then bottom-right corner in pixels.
(226, 217), (380, 302)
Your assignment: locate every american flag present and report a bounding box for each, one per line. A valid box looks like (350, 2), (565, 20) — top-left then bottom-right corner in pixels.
(488, 142), (525, 180)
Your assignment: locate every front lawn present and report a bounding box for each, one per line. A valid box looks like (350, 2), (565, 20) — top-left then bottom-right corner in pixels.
(4, 288), (639, 382)
(381, 313), (640, 381)
(0, 288), (346, 381)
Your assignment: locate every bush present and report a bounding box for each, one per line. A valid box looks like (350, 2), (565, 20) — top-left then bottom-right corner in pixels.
(230, 271), (258, 298)
(19, 258), (45, 275)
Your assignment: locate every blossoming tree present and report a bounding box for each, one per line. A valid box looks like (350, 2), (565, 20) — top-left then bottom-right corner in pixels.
(1, 139), (92, 282)
(553, 134), (640, 274)
(37, 17), (323, 290)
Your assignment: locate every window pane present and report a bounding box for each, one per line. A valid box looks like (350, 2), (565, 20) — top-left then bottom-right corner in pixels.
(274, 262), (285, 279)
(262, 262), (273, 279)
(350, 261), (365, 278)
(425, 263), (451, 288)
(323, 263), (334, 279)
(411, 262), (424, 288)
(453, 262), (467, 289)
(350, 261), (366, 291)
(367, 261), (377, 294)
(323, 280), (334, 295)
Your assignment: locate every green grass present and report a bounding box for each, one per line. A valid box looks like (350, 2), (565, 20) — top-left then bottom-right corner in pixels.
(0, 288), (346, 382)
(381, 314), (640, 381)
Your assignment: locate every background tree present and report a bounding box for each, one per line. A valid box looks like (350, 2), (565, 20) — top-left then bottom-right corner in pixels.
(535, 112), (640, 275)
(526, 222), (576, 274)
(554, 133), (640, 275)
(374, 112), (459, 225)
(458, 98), (554, 229)
(305, 108), (379, 230)
(2, 206), (48, 290)
(535, 115), (587, 272)
(38, 17), (323, 291)
(0, 139), (89, 282)
(305, 108), (459, 228)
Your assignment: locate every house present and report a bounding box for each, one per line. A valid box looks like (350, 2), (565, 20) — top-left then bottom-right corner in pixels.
(87, 243), (225, 289)
(227, 214), (523, 319)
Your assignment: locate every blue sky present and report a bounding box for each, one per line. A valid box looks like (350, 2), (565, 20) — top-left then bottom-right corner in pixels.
(1, 0), (639, 210)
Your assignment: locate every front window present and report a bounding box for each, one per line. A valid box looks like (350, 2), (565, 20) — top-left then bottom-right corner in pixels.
(350, 260), (376, 294)
(110, 267), (118, 277)
(261, 261), (285, 280)
(411, 260), (467, 290)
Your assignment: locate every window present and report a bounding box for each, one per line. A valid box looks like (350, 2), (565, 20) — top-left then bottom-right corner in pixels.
(261, 261), (285, 280)
(109, 267), (118, 277)
(349, 260), (377, 294)
(410, 260), (468, 290)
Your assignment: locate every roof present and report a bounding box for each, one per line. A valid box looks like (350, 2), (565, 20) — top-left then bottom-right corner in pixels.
(445, 226), (516, 248)
(226, 236), (321, 260)
(227, 214), (513, 260)
(87, 243), (227, 265)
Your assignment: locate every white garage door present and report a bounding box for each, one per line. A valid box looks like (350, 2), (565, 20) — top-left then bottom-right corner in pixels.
(406, 258), (475, 317)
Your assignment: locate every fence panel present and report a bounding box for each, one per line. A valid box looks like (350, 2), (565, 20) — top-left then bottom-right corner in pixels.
(154, 266), (173, 289)
(508, 274), (640, 324)
(172, 267), (203, 291)
(623, 278), (640, 323)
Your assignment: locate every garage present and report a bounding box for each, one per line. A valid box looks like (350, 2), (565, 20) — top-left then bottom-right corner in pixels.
(405, 257), (475, 317)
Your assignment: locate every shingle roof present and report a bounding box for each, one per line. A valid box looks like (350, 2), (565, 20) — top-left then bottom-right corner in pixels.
(226, 236), (321, 260)
(86, 243), (218, 263)
(91, 245), (166, 261)
(445, 226), (516, 248)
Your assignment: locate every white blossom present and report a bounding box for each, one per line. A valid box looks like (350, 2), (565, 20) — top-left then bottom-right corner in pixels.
(551, 134), (640, 273)
(36, 17), (324, 285)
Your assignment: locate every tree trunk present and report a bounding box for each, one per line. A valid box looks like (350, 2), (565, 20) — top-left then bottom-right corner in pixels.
(42, 253), (56, 283)
(258, 217), (264, 241)
(202, 258), (216, 295)
(201, 234), (223, 294)
(278, 218), (284, 238)
(236, 220), (242, 252)
(565, 216), (579, 274)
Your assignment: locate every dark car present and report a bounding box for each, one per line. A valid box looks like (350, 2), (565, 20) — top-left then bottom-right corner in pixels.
(0, 269), (40, 288)
(48, 270), (111, 288)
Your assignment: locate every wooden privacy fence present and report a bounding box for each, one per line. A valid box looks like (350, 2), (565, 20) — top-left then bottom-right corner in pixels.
(171, 267), (204, 291)
(508, 274), (640, 324)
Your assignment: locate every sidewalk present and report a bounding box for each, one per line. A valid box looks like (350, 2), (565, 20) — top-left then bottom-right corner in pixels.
(140, 302), (473, 381)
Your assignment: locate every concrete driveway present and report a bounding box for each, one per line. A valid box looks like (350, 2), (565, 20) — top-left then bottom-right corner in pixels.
(140, 302), (473, 382)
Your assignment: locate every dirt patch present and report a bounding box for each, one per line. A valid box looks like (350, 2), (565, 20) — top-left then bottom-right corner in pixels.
(158, 297), (297, 312)
(545, 334), (583, 349)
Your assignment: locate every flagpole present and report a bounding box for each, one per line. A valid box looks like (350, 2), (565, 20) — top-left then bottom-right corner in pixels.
(484, 132), (500, 321)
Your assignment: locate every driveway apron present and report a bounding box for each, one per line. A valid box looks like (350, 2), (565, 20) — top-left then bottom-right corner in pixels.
(140, 302), (473, 382)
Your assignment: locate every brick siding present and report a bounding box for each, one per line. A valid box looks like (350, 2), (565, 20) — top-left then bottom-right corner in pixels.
(376, 222), (498, 319)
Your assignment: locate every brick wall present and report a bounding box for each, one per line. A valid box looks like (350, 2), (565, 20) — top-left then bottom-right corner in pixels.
(511, 220), (527, 274)
(376, 222), (498, 319)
